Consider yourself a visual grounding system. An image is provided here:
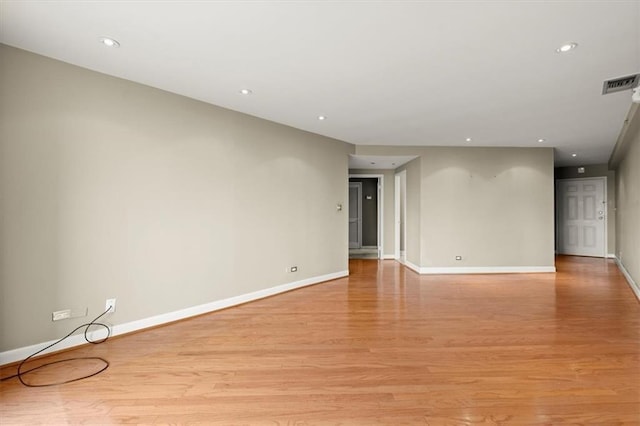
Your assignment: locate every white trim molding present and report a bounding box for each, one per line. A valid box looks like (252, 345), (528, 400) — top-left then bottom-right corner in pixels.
(420, 266), (556, 274)
(404, 260), (421, 273)
(616, 257), (640, 301)
(607, 253), (617, 259)
(404, 264), (555, 274)
(0, 270), (349, 366)
(382, 254), (396, 260)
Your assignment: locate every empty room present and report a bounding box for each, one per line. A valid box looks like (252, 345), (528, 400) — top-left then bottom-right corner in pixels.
(1, 1), (639, 424)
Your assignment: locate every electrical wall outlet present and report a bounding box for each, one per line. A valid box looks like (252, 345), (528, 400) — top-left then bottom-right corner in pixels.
(52, 309), (71, 321)
(105, 298), (116, 313)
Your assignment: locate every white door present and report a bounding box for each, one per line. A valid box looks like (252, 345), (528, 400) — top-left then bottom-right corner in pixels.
(557, 178), (606, 257)
(349, 182), (362, 249)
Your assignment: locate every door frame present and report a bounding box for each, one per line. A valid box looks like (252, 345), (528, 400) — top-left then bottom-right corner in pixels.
(348, 174), (384, 259)
(394, 170), (407, 263)
(555, 177), (608, 258)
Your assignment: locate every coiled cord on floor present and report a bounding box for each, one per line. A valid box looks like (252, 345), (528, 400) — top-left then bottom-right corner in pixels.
(0, 307), (112, 387)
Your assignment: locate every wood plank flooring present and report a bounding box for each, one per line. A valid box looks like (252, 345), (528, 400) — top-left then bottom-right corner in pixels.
(1, 256), (639, 425)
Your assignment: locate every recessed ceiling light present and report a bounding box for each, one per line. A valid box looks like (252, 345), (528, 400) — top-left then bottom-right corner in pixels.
(318, 115), (326, 121)
(538, 138), (546, 143)
(465, 137), (472, 142)
(556, 42), (577, 53)
(239, 89), (252, 95)
(572, 153), (577, 157)
(99, 37), (120, 48)
(370, 162), (376, 165)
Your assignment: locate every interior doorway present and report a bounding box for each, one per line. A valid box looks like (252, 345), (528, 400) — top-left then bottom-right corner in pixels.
(348, 174), (383, 259)
(394, 170), (407, 263)
(556, 177), (607, 257)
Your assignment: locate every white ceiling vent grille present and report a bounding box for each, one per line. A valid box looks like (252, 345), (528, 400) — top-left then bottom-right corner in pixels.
(602, 74), (640, 94)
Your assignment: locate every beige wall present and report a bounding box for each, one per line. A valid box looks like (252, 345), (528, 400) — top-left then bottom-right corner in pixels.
(0, 45), (353, 351)
(356, 146), (556, 269)
(420, 147), (554, 268)
(614, 106), (640, 285)
(555, 164), (616, 256)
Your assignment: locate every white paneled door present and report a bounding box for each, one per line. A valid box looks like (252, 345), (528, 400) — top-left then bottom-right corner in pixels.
(556, 178), (606, 257)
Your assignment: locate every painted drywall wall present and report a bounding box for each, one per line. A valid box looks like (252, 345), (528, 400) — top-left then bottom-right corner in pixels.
(614, 107), (640, 286)
(0, 45), (353, 352)
(355, 146), (555, 270)
(555, 164), (616, 256)
(420, 147), (554, 268)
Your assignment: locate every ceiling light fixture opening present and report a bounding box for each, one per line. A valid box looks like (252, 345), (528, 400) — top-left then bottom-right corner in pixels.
(318, 115), (326, 121)
(99, 37), (120, 48)
(556, 42), (577, 53)
(239, 89), (252, 95)
(465, 137), (472, 142)
(538, 138), (546, 143)
(572, 153), (577, 157)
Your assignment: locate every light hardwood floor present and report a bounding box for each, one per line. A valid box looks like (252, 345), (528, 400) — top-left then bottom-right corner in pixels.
(1, 256), (639, 425)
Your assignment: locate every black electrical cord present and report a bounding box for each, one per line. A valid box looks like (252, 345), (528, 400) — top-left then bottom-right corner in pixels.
(0, 306), (112, 387)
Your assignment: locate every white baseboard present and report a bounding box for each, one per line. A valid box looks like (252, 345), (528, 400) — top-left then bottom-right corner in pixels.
(607, 253), (616, 259)
(382, 254), (395, 260)
(402, 264), (555, 274)
(404, 260), (421, 273)
(0, 270), (349, 366)
(615, 257), (640, 301)
(420, 266), (556, 274)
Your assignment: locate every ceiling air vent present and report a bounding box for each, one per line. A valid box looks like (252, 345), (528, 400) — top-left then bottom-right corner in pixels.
(602, 74), (640, 94)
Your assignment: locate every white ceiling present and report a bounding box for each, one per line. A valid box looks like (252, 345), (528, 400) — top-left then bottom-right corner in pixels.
(1, 1), (639, 167)
(349, 155), (418, 171)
